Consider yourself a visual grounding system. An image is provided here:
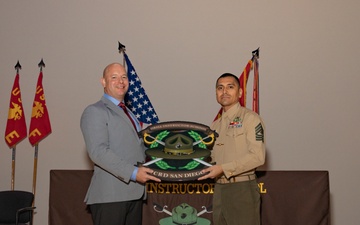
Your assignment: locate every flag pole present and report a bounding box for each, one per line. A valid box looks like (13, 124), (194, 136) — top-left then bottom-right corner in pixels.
(11, 147), (16, 190)
(10, 61), (22, 190)
(32, 144), (38, 197)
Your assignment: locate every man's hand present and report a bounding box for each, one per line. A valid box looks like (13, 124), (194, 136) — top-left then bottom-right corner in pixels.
(198, 165), (224, 180)
(136, 166), (161, 183)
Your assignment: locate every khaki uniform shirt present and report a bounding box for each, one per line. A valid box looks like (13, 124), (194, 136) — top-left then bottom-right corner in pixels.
(211, 102), (266, 181)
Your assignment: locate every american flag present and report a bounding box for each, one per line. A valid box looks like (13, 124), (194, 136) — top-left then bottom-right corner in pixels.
(124, 53), (159, 125)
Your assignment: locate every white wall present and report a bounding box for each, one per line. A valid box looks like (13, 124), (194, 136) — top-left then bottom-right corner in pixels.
(1, 1), (359, 224)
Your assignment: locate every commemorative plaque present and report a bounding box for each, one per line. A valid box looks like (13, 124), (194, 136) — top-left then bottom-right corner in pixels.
(138, 121), (218, 181)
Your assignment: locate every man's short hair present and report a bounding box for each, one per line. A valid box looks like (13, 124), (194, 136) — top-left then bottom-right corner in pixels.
(216, 73), (240, 87)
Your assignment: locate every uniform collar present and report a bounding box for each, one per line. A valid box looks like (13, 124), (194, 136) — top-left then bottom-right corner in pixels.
(222, 102), (241, 120)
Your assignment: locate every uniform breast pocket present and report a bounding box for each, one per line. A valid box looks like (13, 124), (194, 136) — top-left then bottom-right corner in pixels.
(226, 126), (244, 138)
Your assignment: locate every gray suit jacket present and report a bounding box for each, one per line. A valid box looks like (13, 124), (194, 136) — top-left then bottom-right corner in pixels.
(80, 96), (146, 204)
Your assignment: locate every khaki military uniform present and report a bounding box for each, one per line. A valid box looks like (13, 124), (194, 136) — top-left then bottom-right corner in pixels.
(211, 102), (265, 225)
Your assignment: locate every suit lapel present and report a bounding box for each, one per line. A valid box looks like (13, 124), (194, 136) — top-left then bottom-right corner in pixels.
(101, 97), (140, 137)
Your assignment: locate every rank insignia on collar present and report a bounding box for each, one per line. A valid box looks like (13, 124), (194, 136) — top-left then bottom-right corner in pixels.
(255, 123), (264, 142)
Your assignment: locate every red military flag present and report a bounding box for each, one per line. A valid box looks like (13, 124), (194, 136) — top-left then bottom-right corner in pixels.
(213, 59), (253, 121)
(29, 70), (52, 146)
(239, 59), (253, 108)
(5, 72), (27, 148)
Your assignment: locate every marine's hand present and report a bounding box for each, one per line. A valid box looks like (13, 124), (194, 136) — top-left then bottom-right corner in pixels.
(136, 166), (161, 183)
(198, 165), (223, 180)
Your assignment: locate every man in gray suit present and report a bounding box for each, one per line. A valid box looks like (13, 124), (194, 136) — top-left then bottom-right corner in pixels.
(80, 63), (161, 225)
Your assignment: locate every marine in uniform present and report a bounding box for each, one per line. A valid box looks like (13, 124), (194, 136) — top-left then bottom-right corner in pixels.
(199, 73), (266, 225)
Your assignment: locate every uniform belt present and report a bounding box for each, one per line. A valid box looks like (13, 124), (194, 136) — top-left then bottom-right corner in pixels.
(217, 174), (256, 184)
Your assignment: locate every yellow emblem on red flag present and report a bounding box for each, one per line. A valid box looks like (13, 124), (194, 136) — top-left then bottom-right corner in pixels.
(29, 71), (52, 146)
(5, 73), (27, 148)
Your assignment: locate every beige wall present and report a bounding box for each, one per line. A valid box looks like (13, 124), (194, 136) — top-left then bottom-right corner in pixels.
(1, 1), (359, 224)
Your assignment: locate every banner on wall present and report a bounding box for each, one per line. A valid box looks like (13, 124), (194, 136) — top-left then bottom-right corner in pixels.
(48, 170), (330, 225)
(143, 181), (214, 225)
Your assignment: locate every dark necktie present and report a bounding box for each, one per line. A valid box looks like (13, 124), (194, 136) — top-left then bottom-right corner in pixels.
(119, 102), (137, 131)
